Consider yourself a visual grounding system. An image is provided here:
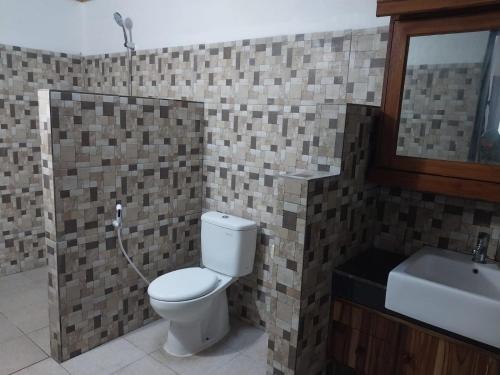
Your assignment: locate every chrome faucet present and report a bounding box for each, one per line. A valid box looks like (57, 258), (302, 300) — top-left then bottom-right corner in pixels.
(472, 232), (489, 263)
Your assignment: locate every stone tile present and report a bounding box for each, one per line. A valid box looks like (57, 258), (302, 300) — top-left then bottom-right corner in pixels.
(111, 356), (177, 375)
(27, 326), (50, 355)
(0, 44), (83, 277)
(208, 353), (267, 375)
(150, 340), (239, 375)
(13, 358), (70, 375)
(0, 336), (47, 375)
(2, 300), (49, 334)
(123, 320), (169, 354)
(22, 266), (48, 284)
(62, 339), (146, 375)
(0, 313), (23, 344)
(397, 63), (481, 162)
(0, 285), (48, 313)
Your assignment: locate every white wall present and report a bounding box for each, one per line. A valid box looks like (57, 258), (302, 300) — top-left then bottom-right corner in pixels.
(0, 0), (83, 55)
(81, 0), (389, 55)
(0, 0), (388, 55)
(407, 32), (490, 66)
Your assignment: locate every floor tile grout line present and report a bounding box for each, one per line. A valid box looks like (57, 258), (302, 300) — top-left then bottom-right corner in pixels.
(106, 350), (151, 375)
(7, 356), (52, 375)
(60, 338), (149, 375)
(0, 332), (47, 350)
(25, 326), (51, 356)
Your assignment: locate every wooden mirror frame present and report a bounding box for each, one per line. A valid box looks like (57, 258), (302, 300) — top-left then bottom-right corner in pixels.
(370, 8), (500, 203)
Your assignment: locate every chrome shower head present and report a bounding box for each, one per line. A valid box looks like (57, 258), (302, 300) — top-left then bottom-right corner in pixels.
(113, 12), (135, 51)
(113, 12), (124, 27)
(124, 17), (133, 31)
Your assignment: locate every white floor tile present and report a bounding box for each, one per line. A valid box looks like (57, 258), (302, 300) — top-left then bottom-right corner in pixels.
(0, 313), (23, 344)
(223, 321), (267, 358)
(0, 336), (47, 375)
(150, 340), (239, 375)
(1, 267), (268, 375)
(0, 272), (32, 292)
(21, 267), (48, 284)
(0, 287), (48, 314)
(123, 319), (169, 354)
(111, 356), (177, 375)
(62, 338), (146, 375)
(27, 326), (50, 355)
(208, 353), (267, 375)
(2, 300), (49, 334)
(12, 358), (70, 375)
(239, 330), (268, 362)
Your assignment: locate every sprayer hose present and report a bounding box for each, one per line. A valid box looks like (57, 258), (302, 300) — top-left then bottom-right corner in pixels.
(116, 227), (151, 285)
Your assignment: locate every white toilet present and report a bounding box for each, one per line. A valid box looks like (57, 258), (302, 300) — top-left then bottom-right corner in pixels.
(147, 211), (257, 357)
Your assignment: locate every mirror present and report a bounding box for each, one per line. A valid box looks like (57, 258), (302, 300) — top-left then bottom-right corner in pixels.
(396, 30), (500, 165)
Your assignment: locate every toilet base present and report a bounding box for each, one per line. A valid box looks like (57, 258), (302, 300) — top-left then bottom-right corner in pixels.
(164, 291), (230, 357)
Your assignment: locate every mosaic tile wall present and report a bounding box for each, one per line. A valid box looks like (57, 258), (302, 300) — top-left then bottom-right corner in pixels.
(266, 104), (379, 375)
(78, 27), (387, 340)
(397, 63), (482, 162)
(0, 44), (83, 276)
(374, 187), (500, 260)
(296, 105), (379, 375)
(39, 89), (204, 361)
(1, 25), (388, 293)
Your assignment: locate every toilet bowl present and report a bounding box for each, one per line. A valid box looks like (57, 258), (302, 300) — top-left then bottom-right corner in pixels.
(149, 267), (235, 356)
(147, 211), (257, 357)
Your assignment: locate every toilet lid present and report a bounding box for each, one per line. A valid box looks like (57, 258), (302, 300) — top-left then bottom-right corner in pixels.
(148, 267), (219, 302)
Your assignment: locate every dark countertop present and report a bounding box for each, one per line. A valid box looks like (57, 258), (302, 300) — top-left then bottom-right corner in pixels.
(336, 248), (406, 286)
(332, 248), (406, 311)
(332, 248), (500, 355)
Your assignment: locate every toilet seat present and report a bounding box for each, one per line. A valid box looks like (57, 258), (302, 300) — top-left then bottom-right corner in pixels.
(148, 267), (219, 302)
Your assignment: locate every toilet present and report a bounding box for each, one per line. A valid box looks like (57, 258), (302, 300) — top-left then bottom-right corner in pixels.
(147, 211), (257, 357)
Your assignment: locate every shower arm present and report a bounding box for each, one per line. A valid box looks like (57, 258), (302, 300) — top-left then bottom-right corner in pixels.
(120, 26), (130, 49)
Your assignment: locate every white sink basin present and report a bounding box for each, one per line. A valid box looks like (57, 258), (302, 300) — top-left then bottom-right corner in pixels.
(385, 246), (500, 348)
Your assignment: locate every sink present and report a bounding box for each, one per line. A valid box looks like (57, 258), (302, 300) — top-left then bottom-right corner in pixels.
(385, 246), (500, 348)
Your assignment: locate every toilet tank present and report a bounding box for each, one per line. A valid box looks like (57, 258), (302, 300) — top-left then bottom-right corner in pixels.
(201, 211), (257, 277)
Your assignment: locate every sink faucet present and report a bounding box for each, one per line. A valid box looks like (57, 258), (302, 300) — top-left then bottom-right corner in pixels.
(472, 232), (489, 263)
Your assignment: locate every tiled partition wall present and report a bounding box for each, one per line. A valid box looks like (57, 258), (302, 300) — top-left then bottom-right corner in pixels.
(200, 29), (388, 351)
(0, 44), (83, 276)
(398, 63), (482, 161)
(85, 26), (387, 326)
(39, 89), (204, 361)
(270, 104), (379, 374)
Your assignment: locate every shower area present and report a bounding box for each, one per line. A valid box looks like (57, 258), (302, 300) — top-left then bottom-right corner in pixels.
(1, 11), (208, 362)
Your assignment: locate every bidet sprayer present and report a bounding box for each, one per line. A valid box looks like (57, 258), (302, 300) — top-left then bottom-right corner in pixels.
(113, 203), (150, 285)
(113, 203), (123, 228)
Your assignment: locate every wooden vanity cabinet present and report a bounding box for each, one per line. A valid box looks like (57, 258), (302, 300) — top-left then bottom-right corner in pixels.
(329, 299), (500, 375)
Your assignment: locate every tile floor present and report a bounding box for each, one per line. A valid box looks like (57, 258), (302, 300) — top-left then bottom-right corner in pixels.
(0, 267), (268, 375)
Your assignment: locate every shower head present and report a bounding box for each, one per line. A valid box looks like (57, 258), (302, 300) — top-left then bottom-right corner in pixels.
(113, 12), (124, 27)
(124, 17), (133, 31)
(113, 12), (130, 49)
(124, 17), (135, 51)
